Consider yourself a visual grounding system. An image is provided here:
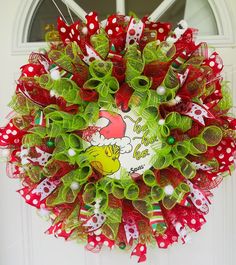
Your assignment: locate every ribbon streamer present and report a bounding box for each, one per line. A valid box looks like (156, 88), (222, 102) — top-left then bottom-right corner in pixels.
(123, 216), (139, 243)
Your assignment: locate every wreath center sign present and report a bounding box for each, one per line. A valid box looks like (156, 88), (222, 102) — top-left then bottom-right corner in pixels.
(0, 11), (236, 263)
(84, 109), (157, 178)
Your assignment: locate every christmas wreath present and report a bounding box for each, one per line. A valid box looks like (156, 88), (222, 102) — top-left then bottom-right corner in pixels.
(1, 12), (236, 262)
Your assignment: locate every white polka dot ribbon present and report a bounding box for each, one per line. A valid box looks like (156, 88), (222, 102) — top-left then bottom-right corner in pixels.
(166, 20), (188, 44)
(83, 199), (106, 232)
(18, 178), (61, 209)
(203, 52), (223, 73)
(20, 147), (52, 167)
(210, 138), (236, 171)
(83, 212), (106, 232)
(173, 222), (191, 244)
(125, 17), (144, 48)
(177, 101), (215, 126)
(46, 222), (72, 239)
(81, 44), (102, 65)
(123, 217), (139, 243)
(86, 234), (114, 250)
(31, 178), (61, 201)
(131, 243), (147, 263)
(0, 120), (23, 147)
(177, 68), (190, 87)
(191, 162), (213, 171)
(85, 12), (100, 35)
(186, 180), (210, 213)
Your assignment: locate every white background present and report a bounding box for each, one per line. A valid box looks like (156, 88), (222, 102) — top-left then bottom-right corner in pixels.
(0, 1), (236, 265)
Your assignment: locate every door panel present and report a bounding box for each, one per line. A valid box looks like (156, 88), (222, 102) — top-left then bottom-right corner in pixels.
(0, 1), (236, 265)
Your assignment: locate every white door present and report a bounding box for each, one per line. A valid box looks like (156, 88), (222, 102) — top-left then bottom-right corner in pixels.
(0, 1), (236, 265)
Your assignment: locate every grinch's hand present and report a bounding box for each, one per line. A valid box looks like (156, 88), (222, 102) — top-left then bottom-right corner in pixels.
(86, 144), (121, 175)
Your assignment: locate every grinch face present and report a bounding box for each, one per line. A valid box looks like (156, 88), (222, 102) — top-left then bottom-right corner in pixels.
(86, 144), (121, 175)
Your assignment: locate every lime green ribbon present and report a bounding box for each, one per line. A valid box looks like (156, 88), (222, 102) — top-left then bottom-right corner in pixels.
(143, 169), (157, 187)
(47, 166), (92, 206)
(63, 205), (81, 231)
(83, 60), (119, 97)
(184, 56), (205, 68)
(152, 144), (196, 178)
(154, 112), (192, 140)
(134, 179), (190, 211)
(22, 133), (43, 147)
(83, 102), (100, 123)
(201, 126), (222, 146)
(125, 44), (145, 82)
(83, 182), (97, 204)
(25, 165), (43, 183)
(38, 75), (82, 105)
(8, 93), (39, 115)
(82, 174), (140, 209)
(48, 42), (84, 73)
(149, 182), (190, 209)
(83, 76), (119, 97)
(129, 75), (152, 92)
(82, 182), (109, 211)
(156, 68), (180, 102)
(52, 134), (86, 164)
(216, 81), (233, 111)
(102, 204), (122, 239)
(172, 157), (197, 179)
(152, 124), (222, 179)
(44, 109), (88, 137)
(103, 221), (120, 240)
(162, 182), (190, 209)
(111, 177), (140, 200)
(128, 91), (160, 138)
(97, 93), (117, 111)
(105, 207), (122, 223)
(165, 112), (192, 132)
(142, 41), (176, 64)
(90, 29), (109, 59)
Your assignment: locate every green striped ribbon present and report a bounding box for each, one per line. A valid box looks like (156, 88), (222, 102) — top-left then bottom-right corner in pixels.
(148, 202), (167, 233)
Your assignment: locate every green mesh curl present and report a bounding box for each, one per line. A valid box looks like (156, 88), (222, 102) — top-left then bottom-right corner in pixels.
(83, 182), (97, 204)
(90, 29), (109, 59)
(129, 75), (152, 92)
(217, 81), (233, 111)
(38, 76), (82, 105)
(143, 170), (157, 187)
(189, 137), (208, 155)
(83, 60), (119, 97)
(143, 41), (176, 64)
(201, 126), (222, 146)
(22, 133), (43, 147)
(165, 112), (192, 132)
(8, 93), (39, 115)
(151, 185), (164, 201)
(125, 44), (144, 81)
(48, 42), (84, 73)
(155, 68), (179, 102)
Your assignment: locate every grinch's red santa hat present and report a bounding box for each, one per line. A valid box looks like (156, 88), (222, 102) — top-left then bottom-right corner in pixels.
(83, 110), (132, 154)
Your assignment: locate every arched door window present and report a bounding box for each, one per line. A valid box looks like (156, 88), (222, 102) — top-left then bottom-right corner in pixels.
(28, 0), (218, 42)
(13, 0), (234, 54)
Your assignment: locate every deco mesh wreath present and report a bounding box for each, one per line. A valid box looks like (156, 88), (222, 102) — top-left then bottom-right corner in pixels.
(1, 12), (236, 262)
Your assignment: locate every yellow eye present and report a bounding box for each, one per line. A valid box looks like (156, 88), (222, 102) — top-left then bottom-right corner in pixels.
(105, 145), (112, 157)
(113, 145), (120, 159)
